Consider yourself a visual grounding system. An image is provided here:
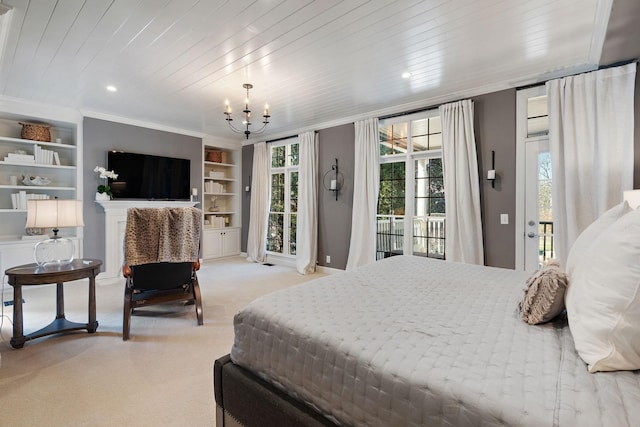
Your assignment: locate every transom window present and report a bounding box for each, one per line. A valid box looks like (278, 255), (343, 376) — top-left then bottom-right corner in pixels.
(527, 95), (549, 137)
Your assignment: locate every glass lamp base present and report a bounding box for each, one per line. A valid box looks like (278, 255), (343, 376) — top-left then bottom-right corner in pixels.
(34, 236), (75, 267)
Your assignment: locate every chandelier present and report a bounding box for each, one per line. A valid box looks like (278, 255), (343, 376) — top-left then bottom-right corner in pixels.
(224, 83), (270, 139)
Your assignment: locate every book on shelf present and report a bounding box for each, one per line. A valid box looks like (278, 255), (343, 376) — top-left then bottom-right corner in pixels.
(10, 192), (51, 210)
(34, 145), (56, 165)
(204, 181), (226, 193)
(209, 216), (226, 228)
(5, 153), (35, 163)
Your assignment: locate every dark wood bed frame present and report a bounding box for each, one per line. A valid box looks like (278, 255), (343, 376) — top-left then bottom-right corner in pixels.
(214, 354), (339, 427)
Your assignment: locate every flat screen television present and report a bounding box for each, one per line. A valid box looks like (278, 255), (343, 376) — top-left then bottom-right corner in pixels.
(107, 151), (191, 200)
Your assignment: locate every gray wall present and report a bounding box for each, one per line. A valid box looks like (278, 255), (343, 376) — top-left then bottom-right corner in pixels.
(82, 118), (202, 264)
(473, 89), (517, 269)
(239, 126), (355, 269)
(96, 68), (639, 271)
(239, 89), (524, 270)
(635, 70), (640, 189)
(317, 124), (355, 270)
(241, 144), (253, 253)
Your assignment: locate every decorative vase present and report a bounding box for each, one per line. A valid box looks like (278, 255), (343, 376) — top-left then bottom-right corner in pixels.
(95, 192), (110, 201)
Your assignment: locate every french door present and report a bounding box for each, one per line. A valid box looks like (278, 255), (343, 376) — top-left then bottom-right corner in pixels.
(516, 86), (553, 271)
(524, 137), (553, 270)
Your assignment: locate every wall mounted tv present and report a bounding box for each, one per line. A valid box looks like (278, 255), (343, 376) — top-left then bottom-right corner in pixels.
(107, 151), (191, 200)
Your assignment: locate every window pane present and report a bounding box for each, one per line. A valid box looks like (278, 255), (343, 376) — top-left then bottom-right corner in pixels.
(538, 152), (552, 221)
(413, 218), (428, 256)
(430, 197), (445, 215)
(376, 215), (404, 259)
(412, 117), (442, 152)
(411, 118), (429, 137)
(527, 95), (549, 137)
(379, 123), (408, 156)
(412, 218), (445, 258)
(412, 135), (429, 152)
(528, 95), (547, 118)
(428, 132), (442, 149)
(414, 159), (445, 216)
(538, 151), (554, 263)
(290, 171), (298, 213)
(271, 145), (286, 168)
(289, 213), (297, 255)
(413, 235), (428, 256)
(267, 213), (283, 253)
(528, 116), (549, 137)
(290, 143), (299, 166)
(428, 236), (445, 258)
(429, 158), (443, 178)
(270, 173), (284, 212)
(429, 116), (441, 134)
(378, 162), (406, 215)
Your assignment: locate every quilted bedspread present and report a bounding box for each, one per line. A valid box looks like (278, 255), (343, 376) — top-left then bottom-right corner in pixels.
(231, 256), (640, 427)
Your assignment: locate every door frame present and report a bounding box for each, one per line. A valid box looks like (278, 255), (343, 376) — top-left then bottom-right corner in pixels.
(515, 86), (547, 271)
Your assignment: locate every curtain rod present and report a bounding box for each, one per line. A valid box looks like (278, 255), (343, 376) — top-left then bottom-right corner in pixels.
(266, 135), (296, 143)
(266, 130), (317, 144)
(379, 105), (439, 120)
(381, 58), (640, 120)
(515, 58), (639, 91)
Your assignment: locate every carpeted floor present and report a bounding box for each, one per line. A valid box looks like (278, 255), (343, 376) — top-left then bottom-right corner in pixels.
(0, 256), (326, 426)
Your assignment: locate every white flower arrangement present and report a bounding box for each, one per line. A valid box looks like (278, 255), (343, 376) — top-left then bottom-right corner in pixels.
(94, 166), (118, 197)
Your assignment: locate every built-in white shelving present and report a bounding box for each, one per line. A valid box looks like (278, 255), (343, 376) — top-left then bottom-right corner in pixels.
(0, 108), (82, 274)
(202, 144), (241, 259)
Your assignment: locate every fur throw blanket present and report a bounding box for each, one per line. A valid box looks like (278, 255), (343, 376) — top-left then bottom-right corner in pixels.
(124, 207), (202, 266)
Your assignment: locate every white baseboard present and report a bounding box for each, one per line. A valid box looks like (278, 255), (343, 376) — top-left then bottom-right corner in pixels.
(316, 265), (343, 274)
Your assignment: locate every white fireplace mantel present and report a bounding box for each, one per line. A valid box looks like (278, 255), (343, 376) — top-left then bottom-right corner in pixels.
(96, 200), (198, 280)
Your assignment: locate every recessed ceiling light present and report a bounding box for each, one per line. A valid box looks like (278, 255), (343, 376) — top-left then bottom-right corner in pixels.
(106, 85), (117, 92)
(401, 72), (412, 79)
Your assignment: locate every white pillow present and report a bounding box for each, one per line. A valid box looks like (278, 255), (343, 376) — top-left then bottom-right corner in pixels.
(565, 201), (632, 278)
(566, 207), (640, 372)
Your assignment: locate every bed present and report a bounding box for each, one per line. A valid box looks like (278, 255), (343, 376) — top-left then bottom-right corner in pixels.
(214, 255), (640, 427)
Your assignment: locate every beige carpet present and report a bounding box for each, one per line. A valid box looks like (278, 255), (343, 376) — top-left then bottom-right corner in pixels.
(0, 257), (326, 427)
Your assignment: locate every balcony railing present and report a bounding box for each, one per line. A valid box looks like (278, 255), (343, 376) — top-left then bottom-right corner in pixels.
(539, 220), (554, 263)
(376, 215), (445, 260)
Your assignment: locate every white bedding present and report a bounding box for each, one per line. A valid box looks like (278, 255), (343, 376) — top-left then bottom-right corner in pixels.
(231, 256), (640, 426)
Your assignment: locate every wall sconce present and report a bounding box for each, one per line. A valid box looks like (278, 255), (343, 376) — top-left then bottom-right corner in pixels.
(323, 158), (341, 201)
(487, 150), (496, 188)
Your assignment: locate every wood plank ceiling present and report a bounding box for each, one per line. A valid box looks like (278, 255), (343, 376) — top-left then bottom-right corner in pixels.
(0, 0), (625, 141)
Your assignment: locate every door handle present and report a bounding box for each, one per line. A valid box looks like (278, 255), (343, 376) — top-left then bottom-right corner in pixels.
(527, 232), (537, 238)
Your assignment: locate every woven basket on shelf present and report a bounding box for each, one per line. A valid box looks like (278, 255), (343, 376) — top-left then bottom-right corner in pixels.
(19, 122), (51, 142)
(206, 151), (223, 163)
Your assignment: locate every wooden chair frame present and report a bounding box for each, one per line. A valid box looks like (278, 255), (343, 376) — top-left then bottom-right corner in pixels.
(122, 260), (203, 340)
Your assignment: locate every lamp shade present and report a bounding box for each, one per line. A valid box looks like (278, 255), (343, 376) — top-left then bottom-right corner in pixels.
(26, 199), (84, 266)
(26, 199), (84, 229)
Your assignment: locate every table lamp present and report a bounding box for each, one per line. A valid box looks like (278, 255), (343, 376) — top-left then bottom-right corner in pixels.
(26, 199), (84, 266)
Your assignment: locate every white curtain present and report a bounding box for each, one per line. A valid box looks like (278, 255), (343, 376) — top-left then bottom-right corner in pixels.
(346, 118), (379, 271)
(440, 99), (484, 265)
(246, 142), (270, 263)
(547, 63), (636, 265)
(296, 131), (318, 274)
